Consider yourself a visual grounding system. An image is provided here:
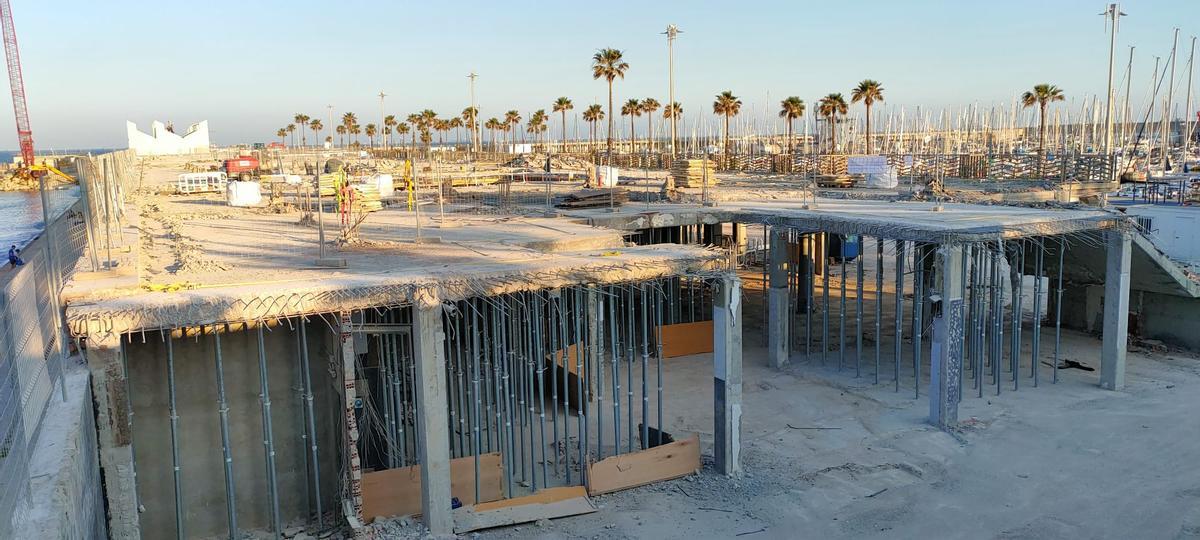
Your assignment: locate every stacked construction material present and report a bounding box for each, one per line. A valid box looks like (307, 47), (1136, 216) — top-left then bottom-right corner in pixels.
(318, 173), (339, 196)
(352, 183), (384, 212)
(555, 188), (628, 209)
(670, 159), (718, 188)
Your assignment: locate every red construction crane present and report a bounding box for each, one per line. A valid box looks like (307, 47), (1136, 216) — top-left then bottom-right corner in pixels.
(0, 0), (68, 180)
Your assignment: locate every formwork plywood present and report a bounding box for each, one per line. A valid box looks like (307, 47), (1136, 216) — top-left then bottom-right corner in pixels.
(586, 434), (701, 495)
(361, 452), (503, 522)
(660, 321), (714, 358)
(454, 487), (596, 533)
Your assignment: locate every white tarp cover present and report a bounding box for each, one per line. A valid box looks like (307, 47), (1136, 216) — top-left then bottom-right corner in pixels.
(847, 155), (889, 175)
(226, 181), (263, 207)
(865, 168), (899, 188)
(598, 166), (619, 188)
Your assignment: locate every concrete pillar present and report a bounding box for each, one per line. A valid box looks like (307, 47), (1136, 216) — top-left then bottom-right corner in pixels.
(87, 333), (140, 538)
(713, 275), (743, 476)
(1101, 230), (1132, 390)
(767, 228), (790, 369)
(412, 296), (453, 534)
(929, 245), (965, 429)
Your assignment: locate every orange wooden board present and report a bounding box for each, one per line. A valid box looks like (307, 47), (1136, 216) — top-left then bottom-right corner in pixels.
(361, 452), (503, 522)
(586, 434), (701, 496)
(660, 321), (714, 358)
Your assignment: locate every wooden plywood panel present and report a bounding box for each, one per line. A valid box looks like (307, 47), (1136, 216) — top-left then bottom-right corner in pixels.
(586, 434), (701, 496)
(660, 321), (714, 358)
(361, 452), (503, 523)
(454, 487), (596, 533)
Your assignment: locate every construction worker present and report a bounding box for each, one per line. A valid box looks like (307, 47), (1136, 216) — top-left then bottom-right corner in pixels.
(8, 245), (23, 268)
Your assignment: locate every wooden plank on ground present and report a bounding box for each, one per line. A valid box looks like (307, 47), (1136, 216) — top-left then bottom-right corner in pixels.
(453, 486), (596, 533)
(586, 434), (701, 496)
(361, 452), (503, 523)
(660, 321), (714, 358)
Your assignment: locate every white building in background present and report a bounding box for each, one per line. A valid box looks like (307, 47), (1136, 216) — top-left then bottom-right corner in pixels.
(126, 120), (210, 155)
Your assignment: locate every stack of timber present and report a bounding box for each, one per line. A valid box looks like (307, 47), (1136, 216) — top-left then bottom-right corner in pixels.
(352, 183), (384, 212)
(555, 188), (628, 209)
(670, 159), (719, 188)
(816, 174), (857, 188)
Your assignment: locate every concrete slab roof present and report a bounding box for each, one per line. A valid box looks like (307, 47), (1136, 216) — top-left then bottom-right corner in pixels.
(564, 198), (1126, 243)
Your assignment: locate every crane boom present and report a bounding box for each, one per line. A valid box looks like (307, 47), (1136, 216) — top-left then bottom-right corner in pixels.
(0, 0), (34, 170)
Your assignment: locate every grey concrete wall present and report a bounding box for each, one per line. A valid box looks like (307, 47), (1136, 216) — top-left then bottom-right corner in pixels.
(1059, 283), (1200, 351)
(12, 364), (106, 539)
(126, 321), (339, 539)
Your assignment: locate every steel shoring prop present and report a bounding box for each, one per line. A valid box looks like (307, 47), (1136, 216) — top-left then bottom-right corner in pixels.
(806, 234), (814, 360)
(894, 241), (905, 392)
(640, 283), (651, 451)
(575, 287), (588, 480)
(1031, 239), (1044, 387)
(212, 328), (238, 539)
(558, 289), (572, 483)
(594, 288), (606, 463)
(255, 326), (283, 539)
(994, 238), (1005, 396)
(380, 333), (395, 468)
(608, 286), (622, 458)
(913, 244), (924, 400)
(1011, 241), (1023, 391)
(626, 284), (635, 455)
(959, 243), (970, 403)
(1053, 238), (1066, 384)
(856, 235), (864, 378)
(165, 333), (184, 539)
(975, 246), (986, 399)
(298, 321), (323, 528)
(840, 247), (847, 372)
(655, 280), (666, 447)
(546, 292), (560, 477)
(875, 238), (883, 385)
(822, 236), (830, 367)
(533, 293), (548, 488)
(457, 308), (471, 462)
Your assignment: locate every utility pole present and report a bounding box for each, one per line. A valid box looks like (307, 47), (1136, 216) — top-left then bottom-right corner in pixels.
(327, 105), (334, 149)
(1184, 37), (1196, 170)
(663, 25), (681, 156)
(1102, 4), (1124, 156)
(468, 72), (479, 153)
(1121, 46), (1134, 154)
(379, 91), (387, 150)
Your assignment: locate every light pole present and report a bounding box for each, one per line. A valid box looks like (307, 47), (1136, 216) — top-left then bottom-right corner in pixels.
(379, 91), (387, 150)
(326, 105), (334, 149)
(1101, 4), (1124, 157)
(468, 72), (479, 153)
(663, 25), (681, 156)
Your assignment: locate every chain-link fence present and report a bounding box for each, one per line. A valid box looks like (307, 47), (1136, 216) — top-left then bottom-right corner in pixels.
(0, 149), (130, 537)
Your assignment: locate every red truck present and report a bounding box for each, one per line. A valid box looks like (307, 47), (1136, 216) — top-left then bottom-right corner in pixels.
(223, 155), (260, 176)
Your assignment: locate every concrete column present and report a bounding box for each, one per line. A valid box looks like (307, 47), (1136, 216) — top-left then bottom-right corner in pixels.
(767, 228), (790, 369)
(412, 296), (452, 534)
(929, 244), (965, 429)
(1101, 230), (1132, 390)
(87, 333), (140, 538)
(713, 275), (743, 476)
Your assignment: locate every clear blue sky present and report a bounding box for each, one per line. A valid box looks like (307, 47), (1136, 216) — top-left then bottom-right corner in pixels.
(6, 0), (1199, 149)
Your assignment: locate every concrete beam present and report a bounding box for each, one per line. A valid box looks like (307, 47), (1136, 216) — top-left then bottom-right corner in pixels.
(86, 334), (140, 539)
(713, 275), (743, 476)
(767, 228), (790, 369)
(1101, 230), (1132, 390)
(412, 296), (453, 534)
(929, 244), (965, 428)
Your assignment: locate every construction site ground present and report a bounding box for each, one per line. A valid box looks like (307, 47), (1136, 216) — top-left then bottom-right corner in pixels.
(469, 269), (1200, 540)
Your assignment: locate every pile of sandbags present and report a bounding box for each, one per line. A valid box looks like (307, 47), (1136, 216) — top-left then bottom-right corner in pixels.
(670, 158), (718, 188)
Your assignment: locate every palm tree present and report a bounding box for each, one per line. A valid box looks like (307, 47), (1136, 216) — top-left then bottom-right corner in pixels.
(504, 110), (521, 150)
(552, 97), (574, 151)
(621, 98), (641, 151)
(309, 119), (324, 148)
(397, 123), (410, 151)
(592, 48), (629, 153)
(778, 97), (805, 154)
(851, 80), (884, 154)
(286, 123), (296, 147)
(276, 128), (288, 146)
(583, 104), (604, 151)
(713, 91), (742, 163)
(1021, 83), (1065, 157)
(663, 102), (682, 152)
(462, 107), (478, 150)
(448, 117), (463, 148)
(817, 93), (849, 153)
(350, 123), (361, 147)
(640, 98), (660, 152)
(485, 118), (500, 151)
(419, 110), (437, 153)
(383, 114), (397, 149)
(406, 113), (421, 149)
(294, 114), (310, 147)
(365, 123), (378, 147)
(336, 124), (347, 147)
